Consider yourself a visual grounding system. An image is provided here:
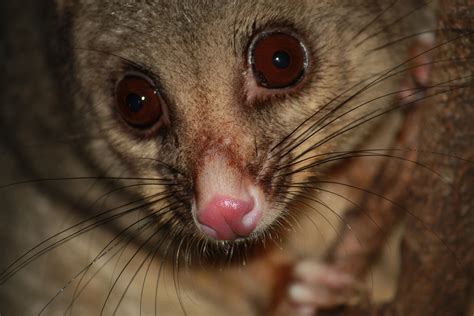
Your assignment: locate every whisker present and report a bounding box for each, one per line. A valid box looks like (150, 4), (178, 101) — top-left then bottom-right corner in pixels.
(42, 201), (182, 315)
(284, 152), (443, 181)
(155, 230), (181, 316)
(354, 0), (433, 48)
(132, 157), (185, 177)
(289, 180), (467, 274)
(286, 191), (341, 237)
(279, 68), (472, 164)
(353, 0), (399, 40)
(110, 219), (181, 316)
(73, 47), (157, 79)
(139, 223), (173, 316)
(0, 191), (181, 284)
(173, 234), (189, 316)
(0, 176), (174, 190)
(63, 218), (159, 316)
(101, 227), (161, 316)
(287, 78), (472, 166)
(370, 28), (438, 52)
(70, 204), (183, 312)
(271, 31), (473, 160)
(280, 148), (473, 177)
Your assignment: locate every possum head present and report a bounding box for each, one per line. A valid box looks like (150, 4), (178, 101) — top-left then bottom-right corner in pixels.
(60, 0), (426, 249)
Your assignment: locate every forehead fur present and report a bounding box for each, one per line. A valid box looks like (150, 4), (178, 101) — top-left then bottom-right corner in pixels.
(68, 0), (427, 171)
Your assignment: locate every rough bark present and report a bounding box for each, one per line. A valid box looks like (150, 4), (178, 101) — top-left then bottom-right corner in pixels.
(321, 1), (474, 315)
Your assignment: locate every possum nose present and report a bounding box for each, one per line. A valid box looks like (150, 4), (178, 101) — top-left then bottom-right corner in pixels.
(194, 153), (264, 240)
(197, 195), (261, 240)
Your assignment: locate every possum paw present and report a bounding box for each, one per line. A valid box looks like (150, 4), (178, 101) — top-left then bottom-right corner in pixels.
(287, 260), (363, 315)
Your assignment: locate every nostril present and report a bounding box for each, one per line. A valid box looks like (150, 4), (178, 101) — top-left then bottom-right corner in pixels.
(199, 225), (218, 239)
(197, 195), (261, 240)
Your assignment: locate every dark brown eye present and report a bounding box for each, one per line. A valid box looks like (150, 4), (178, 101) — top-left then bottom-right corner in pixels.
(249, 31), (308, 89)
(116, 75), (163, 128)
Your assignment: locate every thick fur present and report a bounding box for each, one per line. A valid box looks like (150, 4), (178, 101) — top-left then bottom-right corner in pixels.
(1, 1), (436, 315)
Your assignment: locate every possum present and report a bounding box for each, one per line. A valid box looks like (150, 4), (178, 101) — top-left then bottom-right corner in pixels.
(1, 1), (465, 315)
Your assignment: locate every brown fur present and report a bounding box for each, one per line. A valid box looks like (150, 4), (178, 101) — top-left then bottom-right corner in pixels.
(0, 1), (437, 315)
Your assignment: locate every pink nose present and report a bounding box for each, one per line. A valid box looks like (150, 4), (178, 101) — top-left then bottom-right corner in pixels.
(197, 195), (261, 240)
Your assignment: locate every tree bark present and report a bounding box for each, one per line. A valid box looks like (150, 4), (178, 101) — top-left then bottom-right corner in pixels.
(321, 1), (474, 315)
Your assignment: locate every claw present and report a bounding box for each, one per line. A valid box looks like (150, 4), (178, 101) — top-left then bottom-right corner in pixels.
(287, 260), (363, 311)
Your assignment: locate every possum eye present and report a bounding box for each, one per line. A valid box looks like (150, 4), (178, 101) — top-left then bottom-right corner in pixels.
(116, 75), (163, 128)
(249, 31), (308, 89)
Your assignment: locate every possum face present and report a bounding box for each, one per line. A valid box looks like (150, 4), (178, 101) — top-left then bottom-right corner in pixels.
(66, 0), (418, 245)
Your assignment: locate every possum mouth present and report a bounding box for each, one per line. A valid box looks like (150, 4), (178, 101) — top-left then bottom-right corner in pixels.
(127, 145), (299, 266)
